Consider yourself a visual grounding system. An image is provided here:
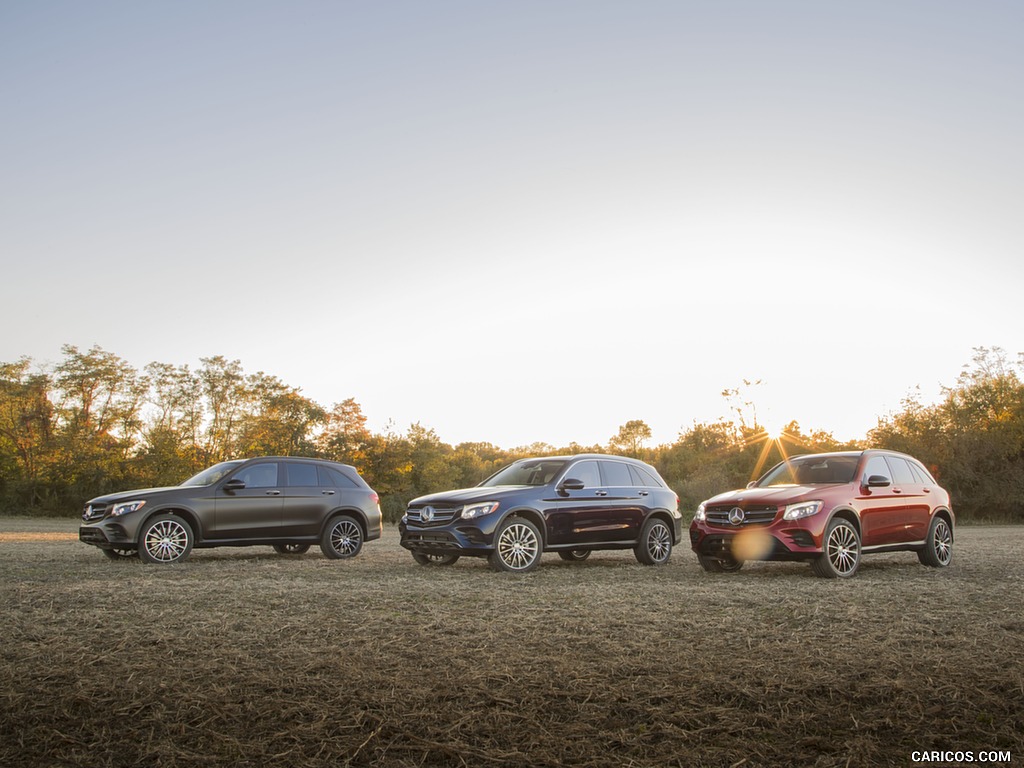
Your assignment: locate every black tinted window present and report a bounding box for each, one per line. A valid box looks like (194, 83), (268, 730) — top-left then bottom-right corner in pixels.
(234, 462), (279, 489)
(566, 460), (601, 488)
(629, 465), (662, 488)
(600, 461), (633, 487)
(885, 456), (916, 485)
(285, 462), (319, 487)
(318, 465), (358, 488)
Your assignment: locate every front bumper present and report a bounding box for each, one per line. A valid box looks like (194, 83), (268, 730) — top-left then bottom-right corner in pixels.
(689, 518), (824, 563)
(79, 522), (135, 550)
(399, 518), (497, 556)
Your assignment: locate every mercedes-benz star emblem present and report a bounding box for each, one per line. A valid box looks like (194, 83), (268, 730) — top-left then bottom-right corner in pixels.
(728, 507), (745, 526)
(421, 506), (435, 523)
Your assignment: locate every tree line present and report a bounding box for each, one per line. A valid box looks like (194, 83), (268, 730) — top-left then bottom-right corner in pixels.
(1, 345), (1021, 523)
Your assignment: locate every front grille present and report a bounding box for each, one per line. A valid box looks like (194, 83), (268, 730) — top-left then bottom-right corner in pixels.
(705, 504), (778, 527)
(82, 503), (108, 522)
(403, 532), (458, 547)
(406, 505), (459, 526)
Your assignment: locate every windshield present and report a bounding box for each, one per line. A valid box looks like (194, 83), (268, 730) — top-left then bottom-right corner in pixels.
(480, 459), (567, 487)
(756, 455), (859, 487)
(181, 460), (245, 487)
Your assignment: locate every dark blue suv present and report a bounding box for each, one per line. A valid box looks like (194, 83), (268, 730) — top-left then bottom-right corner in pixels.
(399, 454), (682, 572)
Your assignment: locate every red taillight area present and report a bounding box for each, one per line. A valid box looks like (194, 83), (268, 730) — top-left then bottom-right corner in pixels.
(370, 492), (380, 505)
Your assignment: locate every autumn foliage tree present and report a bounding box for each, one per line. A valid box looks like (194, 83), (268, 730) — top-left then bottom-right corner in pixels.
(0, 345), (1021, 522)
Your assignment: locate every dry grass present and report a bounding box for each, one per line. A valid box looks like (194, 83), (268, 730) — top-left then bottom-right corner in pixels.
(1, 519), (1021, 767)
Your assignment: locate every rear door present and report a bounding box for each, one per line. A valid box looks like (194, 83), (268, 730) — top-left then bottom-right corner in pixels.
(884, 455), (931, 542)
(281, 461), (329, 537)
(597, 459), (646, 542)
(213, 461), (283, 539)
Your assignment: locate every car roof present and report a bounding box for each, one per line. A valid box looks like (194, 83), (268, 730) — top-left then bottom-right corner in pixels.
(515, 453), (654, 466)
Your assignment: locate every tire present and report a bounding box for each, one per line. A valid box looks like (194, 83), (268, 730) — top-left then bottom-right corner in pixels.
(697, 553), (744, 573)
(102, 547), (137, 561)
(273, 543), (311, 555)
(320, 515), (363, 559)
(811, 517), (861, 578)
(918, 516), (953, 567)
(558, 549), (591, 562)
(489, 517), (542, 573)
(137, 514), (194, 565)
(412, 552), (461, 566)
(634, 517), (673, 565)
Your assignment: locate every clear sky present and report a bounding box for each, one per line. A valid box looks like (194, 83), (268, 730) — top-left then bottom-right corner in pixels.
(2, 1), (1022, 449)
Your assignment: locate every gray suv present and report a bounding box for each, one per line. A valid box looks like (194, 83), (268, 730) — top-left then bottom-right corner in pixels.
(79, 457), (382, 564)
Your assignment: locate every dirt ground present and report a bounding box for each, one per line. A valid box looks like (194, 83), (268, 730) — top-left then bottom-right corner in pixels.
(1, 519), (1021, 767)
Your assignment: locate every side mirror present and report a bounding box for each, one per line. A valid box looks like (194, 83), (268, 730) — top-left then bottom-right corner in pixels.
(866, 475), (891, 488)
(223, 478), (246, 493)
(558, 478), (585, 494)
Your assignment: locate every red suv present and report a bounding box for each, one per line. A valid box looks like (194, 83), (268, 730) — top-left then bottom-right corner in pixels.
(689, 450), (954, 578)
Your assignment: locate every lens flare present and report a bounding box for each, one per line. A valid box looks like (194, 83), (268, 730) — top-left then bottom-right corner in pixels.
(732, 528), (775, 561)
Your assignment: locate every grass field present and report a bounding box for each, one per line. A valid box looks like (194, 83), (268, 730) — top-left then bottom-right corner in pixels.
(1, 518), (1021, 767)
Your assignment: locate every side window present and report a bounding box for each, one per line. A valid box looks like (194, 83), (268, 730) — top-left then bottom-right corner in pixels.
(285, 462), (319, 487)
(599, 460), (633, 487)
(629, 465), (663, 488)
(234, 462), (279, 489)
(884, 456), (917, 485)
(318, 465), (358, 488)
(909, 462), (934, 485)
(565, 460), (601, 488)
(863, 456), (890, 483)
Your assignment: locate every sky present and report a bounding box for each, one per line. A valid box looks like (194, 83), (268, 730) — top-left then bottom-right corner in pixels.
(2, 1), (1022, 450)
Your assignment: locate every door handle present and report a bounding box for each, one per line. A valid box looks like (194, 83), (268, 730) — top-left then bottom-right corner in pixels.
(322, 490), (336, 495)
(639, 491), (649, 496)
(595, 490), (608, 496)
(266, 490), (281, 496)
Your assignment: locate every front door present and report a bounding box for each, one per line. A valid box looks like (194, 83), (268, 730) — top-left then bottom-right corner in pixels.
(549, 460), (619, 546)
(213, 461), (283, 539)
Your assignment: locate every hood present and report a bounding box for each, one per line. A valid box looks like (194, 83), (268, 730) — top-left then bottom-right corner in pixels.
(704, 485), (823, 507)
(410, 485), (531, 506)
(86, 486), (184, 504)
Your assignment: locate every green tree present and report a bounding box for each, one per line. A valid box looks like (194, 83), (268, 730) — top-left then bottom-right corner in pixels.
(235, 372), (325, 457)
(609, 419), (652, 457)
(51, 345), (146, 502)
(0, 358), (55, 508)
(871, 347), (1024, 521)
(318, 398), (372, 468)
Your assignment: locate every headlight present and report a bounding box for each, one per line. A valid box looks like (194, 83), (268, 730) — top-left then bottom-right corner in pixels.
(111, 500), (146, 517)
(783, 500), (823, 521)
(694, 502), (706, 522)
(461, 501), (499, 520)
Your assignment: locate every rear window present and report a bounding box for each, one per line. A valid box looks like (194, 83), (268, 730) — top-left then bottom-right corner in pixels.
(629, 465), (663, 488)
(318, 465), (359, 488)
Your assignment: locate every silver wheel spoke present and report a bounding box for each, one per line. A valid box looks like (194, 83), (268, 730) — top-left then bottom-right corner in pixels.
(827, 525), (859, 575)
(647, 524), (670, 560)
(332, 521), (361, 555)
(498, 524), (538, 570)
(934, 522), (952, 563)
(146, 520), (188, 562)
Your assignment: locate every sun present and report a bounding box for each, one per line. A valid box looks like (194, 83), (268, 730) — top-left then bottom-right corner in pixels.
(744, 415), (802, 483)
